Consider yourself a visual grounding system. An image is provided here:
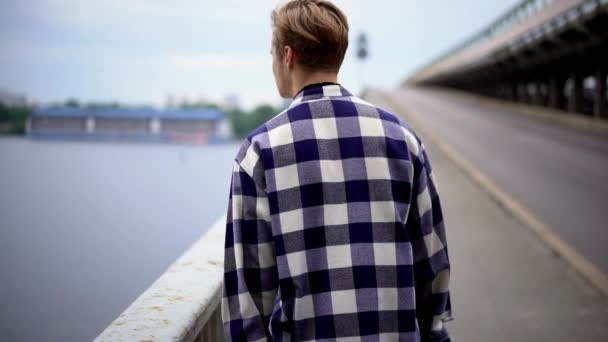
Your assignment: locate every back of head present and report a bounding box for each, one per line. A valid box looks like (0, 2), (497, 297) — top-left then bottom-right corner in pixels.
(271, 0), (349, 73)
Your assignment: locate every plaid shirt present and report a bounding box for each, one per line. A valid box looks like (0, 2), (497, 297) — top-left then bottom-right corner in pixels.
(222, 84), (453, 341)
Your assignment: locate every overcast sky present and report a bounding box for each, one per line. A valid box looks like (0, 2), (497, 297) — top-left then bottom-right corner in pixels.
(0, 0), (520, 109)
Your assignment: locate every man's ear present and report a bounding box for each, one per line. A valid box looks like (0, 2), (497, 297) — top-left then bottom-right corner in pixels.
(284, 46), (296, 70)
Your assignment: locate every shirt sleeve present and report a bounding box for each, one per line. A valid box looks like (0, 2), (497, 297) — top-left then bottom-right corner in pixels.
(407, 144), (453, 342)
(222, 160), (279, 341)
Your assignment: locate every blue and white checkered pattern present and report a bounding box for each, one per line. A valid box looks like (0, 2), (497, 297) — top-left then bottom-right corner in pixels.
(222, 84), (452, 341)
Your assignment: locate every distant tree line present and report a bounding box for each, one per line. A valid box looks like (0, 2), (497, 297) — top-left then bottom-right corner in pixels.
(227, 104), (285, 140)
(0, 103), (30, 135)
(62, 99), (129, 109)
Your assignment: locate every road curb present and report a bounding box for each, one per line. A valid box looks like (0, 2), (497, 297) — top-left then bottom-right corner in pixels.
(374, 90), (608, 298)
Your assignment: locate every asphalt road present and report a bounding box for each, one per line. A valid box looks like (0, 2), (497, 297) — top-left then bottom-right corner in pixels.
(377, 86), (608, 274)
(405, 120), (608, 341)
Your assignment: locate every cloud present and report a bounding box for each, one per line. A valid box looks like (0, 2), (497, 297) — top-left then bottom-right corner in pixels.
(36, 0), (280, 28)
(169, 54), (270, 71)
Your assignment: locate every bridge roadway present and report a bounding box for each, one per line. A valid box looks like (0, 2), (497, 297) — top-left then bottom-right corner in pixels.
(371, 86), (608, 275)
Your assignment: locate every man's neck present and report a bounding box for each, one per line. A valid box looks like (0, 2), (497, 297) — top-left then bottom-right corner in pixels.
(291, 71), (338, 97)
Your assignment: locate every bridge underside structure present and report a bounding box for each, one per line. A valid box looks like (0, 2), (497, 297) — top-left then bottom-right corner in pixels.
(407, 0), (608, 119)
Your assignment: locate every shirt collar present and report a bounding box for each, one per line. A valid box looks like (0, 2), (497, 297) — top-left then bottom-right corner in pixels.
(290, 82), (353, 107)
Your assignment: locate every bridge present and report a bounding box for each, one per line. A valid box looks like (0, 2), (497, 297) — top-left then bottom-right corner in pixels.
(408, 0), (608, 119)
(95, 1), (608, 340)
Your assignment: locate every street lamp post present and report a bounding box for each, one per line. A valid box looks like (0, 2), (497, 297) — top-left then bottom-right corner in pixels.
(356, 32), (369, 96)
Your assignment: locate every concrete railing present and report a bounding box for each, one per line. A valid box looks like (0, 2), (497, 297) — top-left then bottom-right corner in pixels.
(94, 217), (227, 342)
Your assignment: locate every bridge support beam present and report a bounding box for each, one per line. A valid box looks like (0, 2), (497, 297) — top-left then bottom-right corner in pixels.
(518, 82), (529, 104)
(532, 81), (544, 106)
(594, 67), (606, 119)
(528, 82), (537, 105)
(548, 76), (565, 110)
(510, 82), (518, 102)
(569, 72), (583, 114)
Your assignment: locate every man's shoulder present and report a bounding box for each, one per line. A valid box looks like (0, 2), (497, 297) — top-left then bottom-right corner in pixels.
(232, 107), (288, 175)
(347, 95), (425, 155)
(233, 94), (426, 172)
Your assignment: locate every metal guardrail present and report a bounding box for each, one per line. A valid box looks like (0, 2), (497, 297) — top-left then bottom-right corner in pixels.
(94, 216), (227, 342)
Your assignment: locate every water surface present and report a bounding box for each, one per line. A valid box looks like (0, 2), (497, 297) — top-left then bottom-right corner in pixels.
(0, 137), (239, 341)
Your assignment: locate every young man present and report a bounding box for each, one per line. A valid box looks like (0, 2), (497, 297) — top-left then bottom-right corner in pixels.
(222, 1), (453, 341)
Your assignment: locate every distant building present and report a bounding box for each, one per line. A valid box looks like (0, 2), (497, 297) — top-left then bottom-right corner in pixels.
(27, 106), (229, 144)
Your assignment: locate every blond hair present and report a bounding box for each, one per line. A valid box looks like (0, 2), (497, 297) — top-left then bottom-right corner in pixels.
(271, 0), (349, 72)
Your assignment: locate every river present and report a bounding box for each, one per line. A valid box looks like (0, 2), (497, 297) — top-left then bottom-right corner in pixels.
(0, 136), (240, 341)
